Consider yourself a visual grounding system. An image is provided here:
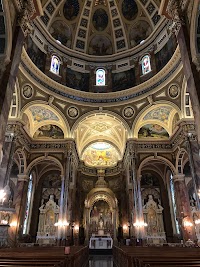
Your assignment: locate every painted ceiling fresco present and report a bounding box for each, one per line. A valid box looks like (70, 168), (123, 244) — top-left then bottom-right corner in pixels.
(82, 142), (120, 167)
(29, 106), (59, 122)
(143, 106), (173, 125)
(138, 124), (169, 139)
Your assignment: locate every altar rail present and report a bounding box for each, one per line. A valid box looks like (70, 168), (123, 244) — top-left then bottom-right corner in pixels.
(113, 245), (200, 267)
(0, 245), (89, 267)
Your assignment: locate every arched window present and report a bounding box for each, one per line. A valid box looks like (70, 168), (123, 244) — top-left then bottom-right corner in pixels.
(50, 55), (60, 75)
(96, 69), (106, 86)
(141, 55), (151, 75)
(23, 173), (34, 234)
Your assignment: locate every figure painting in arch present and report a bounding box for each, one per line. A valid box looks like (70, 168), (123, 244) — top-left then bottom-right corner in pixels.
(112, 69), (136, 91)
(138, 124), (169, 139)
(50, 55), (60, 75)
(141, 55), (151, 75)
(63, 0), (79, 21)
(66, 68), (90, 91)
(96, 69), (106, 86)
(122, 0), (138, 21)
(33, 124), (64, 139)
(92, 8), (108, 31)
(129, 20), (152, 47)
(49, 20), (72, 47)
(89, 35), (112, 56)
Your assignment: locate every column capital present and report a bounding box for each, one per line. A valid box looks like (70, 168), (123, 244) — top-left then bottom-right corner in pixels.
(173, 174), (185, 182)
(17, 174), (29, 182)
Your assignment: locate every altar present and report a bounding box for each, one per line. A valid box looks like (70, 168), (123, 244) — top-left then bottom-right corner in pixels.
(89, 235), (113, 249)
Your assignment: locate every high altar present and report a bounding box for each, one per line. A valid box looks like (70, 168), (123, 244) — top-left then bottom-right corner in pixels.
(143, 195), (166, 244)
(36, 195), (59, 245)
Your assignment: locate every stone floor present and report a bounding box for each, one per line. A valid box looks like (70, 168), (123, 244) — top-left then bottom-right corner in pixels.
(87, 255), (115, 267)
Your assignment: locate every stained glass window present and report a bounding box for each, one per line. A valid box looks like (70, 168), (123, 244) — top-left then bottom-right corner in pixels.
(141, 55), (151, 75)
(50, 55), (60, 75)
(96, 69), (106, 86)
(23, 174), (33, 234)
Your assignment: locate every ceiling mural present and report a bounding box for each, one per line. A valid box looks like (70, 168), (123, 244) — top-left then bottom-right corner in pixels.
(129, 20), (152, 47)
(63, 0), (80, 21)
(82, 142), (120, 167)
(29, 106), (59, 122)
(49, 20), (72, 48)
(92, 8), (108, 31)
(88, 35), (112, 55)
(138, 124), (169, 139)
(143, 106), (173, 125)
(33, 124), (64, 139)
(122, 0), (138, 21)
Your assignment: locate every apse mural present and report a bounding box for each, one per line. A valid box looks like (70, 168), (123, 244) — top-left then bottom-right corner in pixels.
(89, 35), (112, 55)
(129, 20), (152, 47)
(112, 69), (136, 91)
(92, 8), (108, 31)
(138, 124), (169, 139)
(122, 0), (138, 21)
(29, 106), (59, 122)
(82, 142), (119, 167)
(50, 20), (71, 47)
(143, 107), (173, 125)
(63, 0), (79, 21)
(33, 125), (64, 139)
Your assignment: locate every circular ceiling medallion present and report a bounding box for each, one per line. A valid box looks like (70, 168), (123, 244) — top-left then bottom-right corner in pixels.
(123, 106), (135, 119)
(168, 84), (180, 99)
(67, 106), (79, 118)
(93, 8), (108, 31)
(22, 84), (34, 99)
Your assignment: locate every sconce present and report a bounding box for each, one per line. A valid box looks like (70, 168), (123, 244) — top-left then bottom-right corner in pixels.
(195, 219), (200, 225)
(183, 220), (193, 227)
(123, 224), (128, 234)
(74, 224), (79, 234)
(10, 221), (17, 227)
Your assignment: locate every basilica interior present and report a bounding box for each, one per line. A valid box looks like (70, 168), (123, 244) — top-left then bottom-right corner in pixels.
(1, 0), (200, 258)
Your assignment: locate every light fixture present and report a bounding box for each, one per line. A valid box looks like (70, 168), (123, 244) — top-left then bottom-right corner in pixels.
(195, 219), (200, 225)
(10, 221), (17, 227)
(0, 190), (6, 205)
(133, 220), (148, 227)
(74, 224), (79, 233)
(123, 224), (128, 233)
(54, 220), (69, 227)
(183, 220), (193, 227)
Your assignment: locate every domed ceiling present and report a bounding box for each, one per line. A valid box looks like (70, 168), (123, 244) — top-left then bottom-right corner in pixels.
(41, 0), (161, 55)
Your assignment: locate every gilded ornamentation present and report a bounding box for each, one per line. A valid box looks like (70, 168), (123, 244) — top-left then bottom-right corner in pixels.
(67, 106), (79, 119)
(123, 106), (134, 119)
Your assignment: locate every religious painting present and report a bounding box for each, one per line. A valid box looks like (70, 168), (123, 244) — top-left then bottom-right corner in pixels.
(26, 37), (46, 72)
(122, 0), (138, 21)
(49, 20), (72, 47)
(82, 142), (119, 167)
(129, 20), (152, 47)
(96, 69), (106, 85)
(155, 36), (177, 72)
(63, 0), (79, 21)
(141, 55), (151, 75)
(90, 200), (112, 228)
(112, 69), (136, 91)
(89, 35), (112, 56)
(143, 106), (172, 125)
(33, 125), (64, 139)
(138, 124), (169, 139)
(66, 68), (90, 91)
(92, 8), (108, 31)
(50, 55), (60, 75)
(29, 106), (59, 122)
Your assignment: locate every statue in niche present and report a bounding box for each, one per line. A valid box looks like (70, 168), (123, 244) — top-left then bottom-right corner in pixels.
(36, 195), (59, 245)
(91, 206), (99, 224)
(143, 194), (166, 243)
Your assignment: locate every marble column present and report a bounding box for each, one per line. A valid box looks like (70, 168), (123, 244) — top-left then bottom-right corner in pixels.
(12, 174), (29, 238)
(173, 174), (196, 242)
